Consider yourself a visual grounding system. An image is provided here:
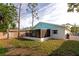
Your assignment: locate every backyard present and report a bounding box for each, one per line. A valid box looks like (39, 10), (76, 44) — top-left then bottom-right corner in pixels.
(0, 39), (79, 56)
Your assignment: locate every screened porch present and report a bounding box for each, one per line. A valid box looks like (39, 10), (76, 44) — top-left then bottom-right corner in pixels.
(25, 29), (50, 38)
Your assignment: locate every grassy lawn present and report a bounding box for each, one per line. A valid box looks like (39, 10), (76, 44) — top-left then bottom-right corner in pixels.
(0, 39), (79, 56)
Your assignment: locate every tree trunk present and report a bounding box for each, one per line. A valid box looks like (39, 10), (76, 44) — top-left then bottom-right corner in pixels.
(32, 10), (34, 29)
(7, 25), (10, 39)
(18, 4), (21, 39)
(7, 29), (9, 39)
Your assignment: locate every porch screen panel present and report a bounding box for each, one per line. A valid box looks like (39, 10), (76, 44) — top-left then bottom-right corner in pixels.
(41, 29), (50, 38)
(32, 29), (40, 38)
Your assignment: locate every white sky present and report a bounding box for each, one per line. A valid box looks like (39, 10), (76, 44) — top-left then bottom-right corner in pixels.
(19, 3), (79, 28)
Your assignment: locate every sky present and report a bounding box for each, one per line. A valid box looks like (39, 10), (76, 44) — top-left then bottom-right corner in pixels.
(16, 3), (79, 28)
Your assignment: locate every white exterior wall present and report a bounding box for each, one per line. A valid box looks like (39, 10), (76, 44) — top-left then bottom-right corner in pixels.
(65, 29), (71, 35)
(23, 37), (41, 41)
(22, 37), (51, 42)
(50, 27), (65, 39)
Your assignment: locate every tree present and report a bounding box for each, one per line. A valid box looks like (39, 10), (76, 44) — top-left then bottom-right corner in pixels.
(67, 3), (79, 12)
(0, 11), (4, 24)
(17, 4), (22, 38)
(71, 24), (79, 35)
(0, 3), (17, 39)
(67, 3), (79, 35)
(27, 3), (39, 29)
(62, 23), (72, 31)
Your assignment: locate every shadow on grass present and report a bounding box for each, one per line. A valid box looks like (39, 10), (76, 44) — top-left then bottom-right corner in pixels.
(0, 48), (8, 56)
(49, 40), (79, 56)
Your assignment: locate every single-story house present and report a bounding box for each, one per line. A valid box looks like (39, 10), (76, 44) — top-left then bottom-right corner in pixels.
(23, 22), (71, 42)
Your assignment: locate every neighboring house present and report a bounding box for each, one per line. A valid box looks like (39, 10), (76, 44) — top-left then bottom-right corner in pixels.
(23, 22), (71, 42)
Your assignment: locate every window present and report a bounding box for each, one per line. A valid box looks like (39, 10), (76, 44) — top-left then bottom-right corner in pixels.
(53, 30), (58, 34)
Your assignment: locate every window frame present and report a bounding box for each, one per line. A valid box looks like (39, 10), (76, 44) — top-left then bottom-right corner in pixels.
(53, 30), (58, 34)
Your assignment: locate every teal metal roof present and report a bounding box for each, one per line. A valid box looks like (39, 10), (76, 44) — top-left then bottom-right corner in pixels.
(33, 22), (64, 29)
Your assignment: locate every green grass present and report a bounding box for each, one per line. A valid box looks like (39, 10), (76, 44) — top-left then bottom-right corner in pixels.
(49, 40), (79, 56)
(0, 39), (79, 55)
